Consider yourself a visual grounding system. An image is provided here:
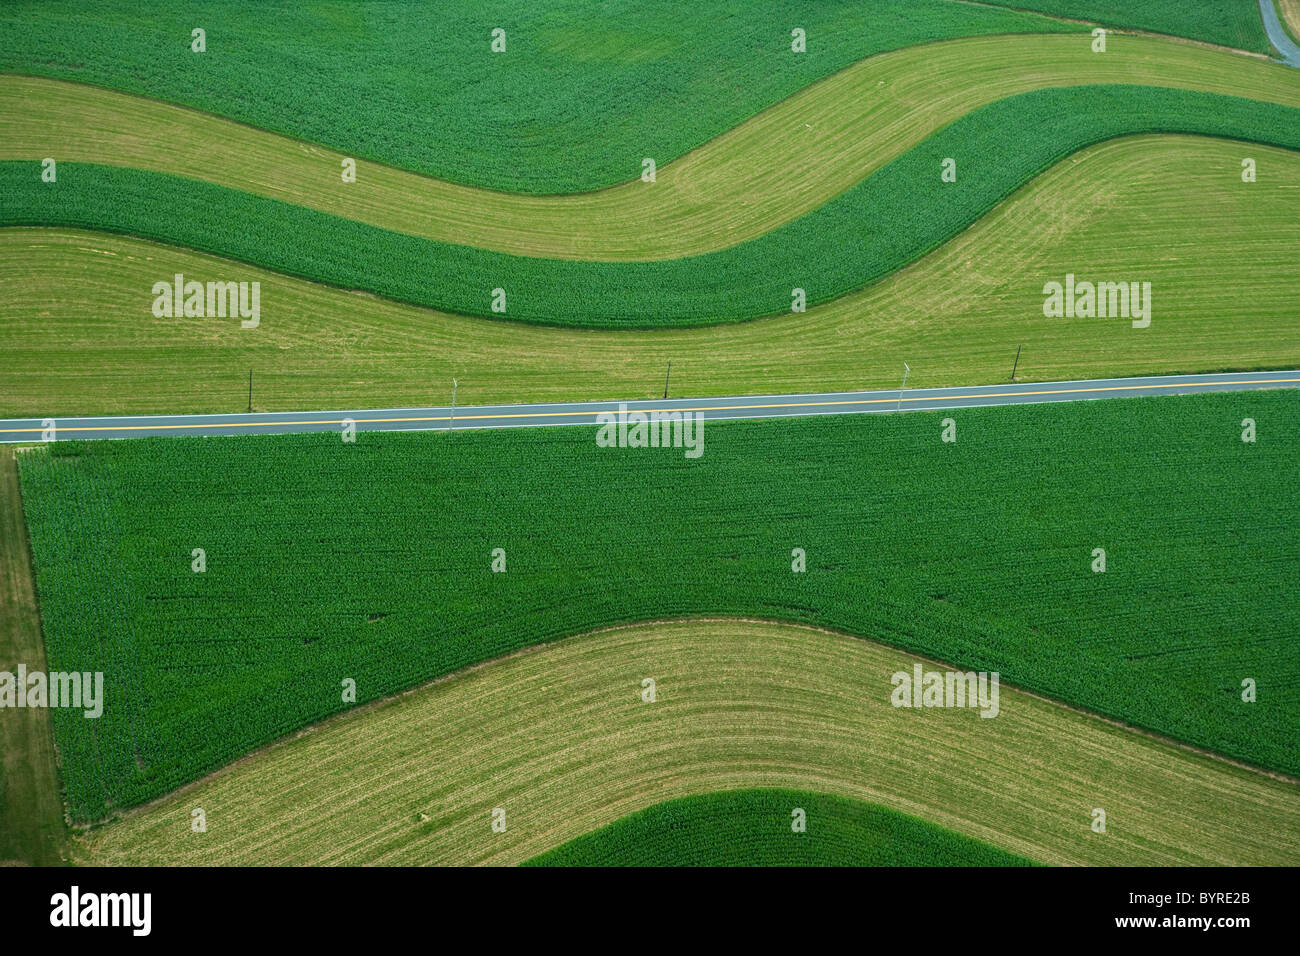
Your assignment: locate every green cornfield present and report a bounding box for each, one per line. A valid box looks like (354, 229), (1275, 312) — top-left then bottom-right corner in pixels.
(18, 389), (1299, 821)
(4, 86), (1298, 327)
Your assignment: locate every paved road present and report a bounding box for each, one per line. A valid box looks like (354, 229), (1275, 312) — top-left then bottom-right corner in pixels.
(2, 371), (1297, 443)
(1260, 0), (1300, 66)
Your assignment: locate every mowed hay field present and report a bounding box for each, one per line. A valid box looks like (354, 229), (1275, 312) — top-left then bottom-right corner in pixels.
(18, 391), (1300, 820)
(3, 34), (1297, 260)
(0, 448), (67, 865)
(3, 136), (1297, 417)
(4, 0), (1298, 872)
(0, 0), (1080, 193)
(524, 789), (1038, 867)
(80, 621), (1300, 867)
(7, 86), (1298, 328)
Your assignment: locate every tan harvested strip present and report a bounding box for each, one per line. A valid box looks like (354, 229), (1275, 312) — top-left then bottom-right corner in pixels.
(1282, 0), (1300, 43)
(0, 448), (68, 865)
(4, 377), (1300, 437)
(80, 620), (1300, 866)
(3, 135), (1298, 418)
(4, 33), (1300, 261)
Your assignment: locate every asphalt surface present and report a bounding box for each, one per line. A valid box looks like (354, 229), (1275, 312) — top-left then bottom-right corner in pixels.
(2, 371), (1297, 443)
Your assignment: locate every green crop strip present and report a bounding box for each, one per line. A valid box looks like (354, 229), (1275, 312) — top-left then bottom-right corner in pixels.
(4, 135), (1298, 418)
(5, 85), (1297, 329)
(18, 390), (1298, 821)
(0, 0), (1079, 193)
(80, 620), (1300, 867)
(524, 789), (1039, 866)
(11, 34), (1296, 262)
(976, 0), (1271, 53)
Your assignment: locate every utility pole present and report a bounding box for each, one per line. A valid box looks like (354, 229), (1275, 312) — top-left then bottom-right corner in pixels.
(897, 362), (910, 411)
(449, 378), (458, 432)
(1011, 345), (1022, 382)
(663, 361), (672, 400)
(247, 369), (253, 413)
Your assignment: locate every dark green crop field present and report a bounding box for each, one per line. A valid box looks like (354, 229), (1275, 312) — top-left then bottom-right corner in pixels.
(525, 789), (1038, 866)
(5, 86), (1297, 328)
(19, 390), (1299, 820)
(979, 1), (1270, 53)
(0, 0), (1077, 193)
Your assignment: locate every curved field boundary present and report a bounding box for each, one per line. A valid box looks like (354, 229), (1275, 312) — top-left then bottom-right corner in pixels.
(0, 448), (67, 865)
(1283, 0), (1300, 46)
(5, 87), (1299, 329)
(80, 621), (1300, 867)
(1263, 0), (1300, 63)
(18, 391), (1300, 818)
(523, 788), (1037, 866)
(974, 1), (1271, 54)
(4, 135), (1298, 419)
(0, 0), (1083, 194)
(5, 34), (1299, 260)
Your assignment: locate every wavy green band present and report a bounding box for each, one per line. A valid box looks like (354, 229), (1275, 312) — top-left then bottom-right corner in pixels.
(4, 84), (1299, 329)
(523, 788), (1039, 866)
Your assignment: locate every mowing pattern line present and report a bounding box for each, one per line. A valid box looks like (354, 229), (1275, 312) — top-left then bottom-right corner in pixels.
(4, 134), (1297, 418)
(81, 621), (1300, 867)
(6, 86), (1300, 327)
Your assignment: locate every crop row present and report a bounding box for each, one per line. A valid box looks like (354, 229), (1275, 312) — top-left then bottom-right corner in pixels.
(0, 0), (1079, 193)
(4, 85), (1298, 328)
(18, 389), (1300, 821)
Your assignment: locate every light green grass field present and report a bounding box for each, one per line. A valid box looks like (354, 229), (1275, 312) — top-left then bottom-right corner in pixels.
(6, 85), (1297, 327)
(0, 0), (1080, 192)
(3, 34), (1295, 260)
(3, 136), (1296, 417)
(1283, 0), (1300, 42)
(79, 621), (1300, 867)
(977, 0), (1270, 52)
(6, 0), (1297, 872)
